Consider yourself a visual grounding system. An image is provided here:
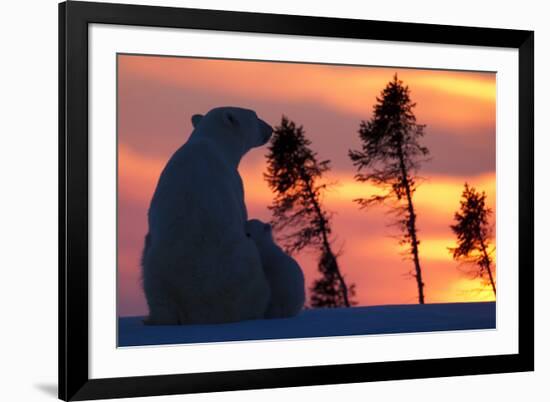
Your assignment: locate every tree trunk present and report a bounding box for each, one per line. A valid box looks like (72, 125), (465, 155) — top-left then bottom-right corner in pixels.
(302, 176), (350, 307)
(478, 231), (496, 296)
(321, 232), (350, 307)
(397, 148), (425, 304)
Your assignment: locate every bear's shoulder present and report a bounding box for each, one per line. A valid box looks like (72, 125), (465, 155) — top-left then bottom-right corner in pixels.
(167, 138), (227, 168)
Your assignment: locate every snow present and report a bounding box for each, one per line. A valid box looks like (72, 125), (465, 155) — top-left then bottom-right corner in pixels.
(118, 301), (495, 347)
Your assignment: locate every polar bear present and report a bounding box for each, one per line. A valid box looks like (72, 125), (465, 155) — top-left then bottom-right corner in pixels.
(245, 219), (305, 319)
(141, 107), (273, 325)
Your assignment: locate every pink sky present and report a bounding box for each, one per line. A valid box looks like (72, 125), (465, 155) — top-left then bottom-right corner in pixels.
(117, 55), (496, 317)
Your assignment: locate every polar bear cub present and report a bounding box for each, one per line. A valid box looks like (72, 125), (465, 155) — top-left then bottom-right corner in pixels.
(141, 107), (273, 325)
(245, 219), (305, 318)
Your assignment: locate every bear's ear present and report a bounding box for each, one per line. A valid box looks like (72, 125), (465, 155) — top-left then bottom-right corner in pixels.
(222, 110), (240, 128)
(191, 114), (203, 128)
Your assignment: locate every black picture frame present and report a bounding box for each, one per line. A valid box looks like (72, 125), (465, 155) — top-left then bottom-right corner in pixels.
(59, 1), (534, 400)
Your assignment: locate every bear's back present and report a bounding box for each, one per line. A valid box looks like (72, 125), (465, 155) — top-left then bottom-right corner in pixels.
(260, 245), (305, 319)
(148, 139), (245, 237)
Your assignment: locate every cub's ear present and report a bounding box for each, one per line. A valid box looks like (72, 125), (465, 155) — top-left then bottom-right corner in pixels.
(222, 110), (240, 127)
(191, 114), (203, 128)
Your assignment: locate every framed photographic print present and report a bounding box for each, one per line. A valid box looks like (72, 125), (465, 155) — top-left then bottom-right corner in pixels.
(59, 1), (534, 400)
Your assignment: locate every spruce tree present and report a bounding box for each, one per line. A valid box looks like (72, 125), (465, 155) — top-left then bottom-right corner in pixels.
(450, 183), (496, 296)
(265, 116), (354, 307)
(349, 74), (429, 304)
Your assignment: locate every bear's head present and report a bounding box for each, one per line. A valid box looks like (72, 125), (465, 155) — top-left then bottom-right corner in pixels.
(191, 107), (272, 164)
(245, 219), (274, 246)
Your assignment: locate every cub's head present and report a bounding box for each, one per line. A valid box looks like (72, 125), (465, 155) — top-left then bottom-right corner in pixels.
(191, 107), (272, 156)
(245, 219), (274, 245)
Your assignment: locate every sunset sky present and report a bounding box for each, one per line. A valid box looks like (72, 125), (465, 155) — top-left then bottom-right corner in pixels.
(117, 54), (496, 317)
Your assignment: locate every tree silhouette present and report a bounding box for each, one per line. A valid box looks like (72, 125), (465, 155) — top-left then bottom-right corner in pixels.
(349, 74), (429, 304)
(265, 116), (354, 308)
(449, 183), (496, 296)
(309, 248), (356, 307)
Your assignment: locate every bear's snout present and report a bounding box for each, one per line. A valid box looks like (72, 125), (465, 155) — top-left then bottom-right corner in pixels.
(258, 119), (273, 145)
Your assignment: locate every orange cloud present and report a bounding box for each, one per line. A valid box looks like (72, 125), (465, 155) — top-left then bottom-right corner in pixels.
(118, 144), (164, 204)
(430, 277), (496, 303)
(240, 157), (496, 222)
(119, 55), (495, 132)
